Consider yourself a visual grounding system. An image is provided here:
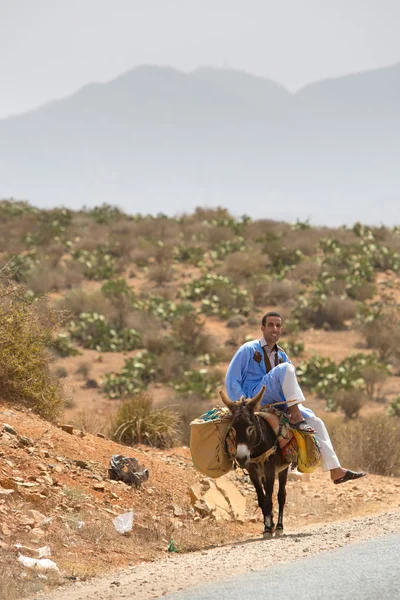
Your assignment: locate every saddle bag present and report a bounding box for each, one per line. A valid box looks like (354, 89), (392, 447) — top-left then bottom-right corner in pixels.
(190, 407), (234, 478)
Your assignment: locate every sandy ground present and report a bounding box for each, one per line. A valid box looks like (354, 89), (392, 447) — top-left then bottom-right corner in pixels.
(36, 509), (400, 600)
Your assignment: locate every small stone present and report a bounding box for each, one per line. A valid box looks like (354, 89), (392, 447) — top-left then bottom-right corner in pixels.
(3, 423), (17, 435)
(75, 460), (90, 469)
(58, 424), (74, 435)
(93, 483), (105, 492)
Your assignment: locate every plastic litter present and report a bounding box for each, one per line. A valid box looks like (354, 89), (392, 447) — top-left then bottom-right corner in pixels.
(108, 455), (149, 488)
(18, 555), (59, 572)
(37, 546), (51, 558)
(113, 511), (134, 534)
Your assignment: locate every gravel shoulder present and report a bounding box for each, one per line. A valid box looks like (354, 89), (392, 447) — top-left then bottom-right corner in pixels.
(36, 509), (400, 600)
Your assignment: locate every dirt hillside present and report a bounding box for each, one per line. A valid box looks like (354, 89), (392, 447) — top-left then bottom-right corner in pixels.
(1, 402), (399, 599)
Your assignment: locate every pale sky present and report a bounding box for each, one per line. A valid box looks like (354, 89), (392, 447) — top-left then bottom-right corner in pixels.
(1, 0), (400, 118)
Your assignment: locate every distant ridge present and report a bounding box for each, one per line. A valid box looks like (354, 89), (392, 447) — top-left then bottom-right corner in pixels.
(0, 63), (399, 225)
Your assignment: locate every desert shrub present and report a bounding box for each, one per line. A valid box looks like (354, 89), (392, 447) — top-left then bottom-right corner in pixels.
(295, 295), (357, 330)
(227, 314), (247, 328)
(180, 273), (252, 318)
(297, 353), (390, 411)
(250, 277), (300, 307)
(25, 262), (67, 294)
(112, 391), (179, 448)
(6, 250), (39, 282)
(173, 244), (205, 266)
(360, 312), (400, 363)
(171, 314), (218, 358)
(347, 281), (376, 302)
(172, 368), (223, 399)
(59, 289), (112, 319)
(50, 332), (81, 357)
(103, 351), (159, 398)
(75, 361), (92, 378)
(68, 312), (141, 352)
(72, 409), (108, 435)
(84, 203), (126, 225)
(325, 414), (400, 476)
(388, 397), (400, 417)
(287, 260), (321, 284)
(55, 366), (68, 379)
(283, 339), (305, 358)
(0, 277), (65, 420)
(148, 262), (175, 285)
(332, 388), (365, 418)
(360, 365), (389, 401)
(163, 393), (212, 445)
(100, 278), (137, 329)
(263, 241), (304, 276)
(220, 250), (267, 284)
(71, 246), (116, 280)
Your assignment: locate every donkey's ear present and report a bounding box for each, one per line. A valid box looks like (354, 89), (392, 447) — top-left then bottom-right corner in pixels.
(246, 386), (266, 411)
(219, 389), (236, 411)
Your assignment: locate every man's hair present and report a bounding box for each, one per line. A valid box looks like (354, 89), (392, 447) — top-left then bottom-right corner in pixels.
(261, 311), (283, 326)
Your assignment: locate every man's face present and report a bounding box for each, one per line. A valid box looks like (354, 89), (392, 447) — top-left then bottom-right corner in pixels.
(261, 316), (284, 346)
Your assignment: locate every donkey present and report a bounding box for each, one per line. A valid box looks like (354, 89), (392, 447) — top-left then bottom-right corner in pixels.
(219, 386), (289, 537)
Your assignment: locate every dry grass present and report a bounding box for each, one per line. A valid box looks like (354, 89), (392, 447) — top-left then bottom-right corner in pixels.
(112, 391), (180, 448)
(325, 413), (400, 476)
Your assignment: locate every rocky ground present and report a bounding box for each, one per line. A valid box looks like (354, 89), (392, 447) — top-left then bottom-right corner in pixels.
(1, 402), (400, 599)
(37, 510), (400, 600)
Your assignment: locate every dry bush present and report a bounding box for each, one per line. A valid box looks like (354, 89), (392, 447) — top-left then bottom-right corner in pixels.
(172, 314), (218, 357)
(72, 409), (108, 436)
(312, 296), (357, 330)
(0, 277), (65, 420)
(361, 313), (400, 362)
(26, 263), (67, 294)
(58, 289), (112, 319)
(251, 278), (300, 307)
(220, 251), (268, 284)
(287, 260), (321, 284)
(333, 389), (365, 418)
(76, 361), (92, 378)
(112, 391), (180, 448)
(148, 262), (175, 285)
(125, 311), (168, 354)
(349, 281), (377, 302)
(243, 219), (290, 242)
(361, 365), (389, 401)
(325, 414), (400, 476)
(157, 350), (192, 382)
(203, 225), (236, 247)
(283, 229), (321, 257)
(226, 314), (247, 328)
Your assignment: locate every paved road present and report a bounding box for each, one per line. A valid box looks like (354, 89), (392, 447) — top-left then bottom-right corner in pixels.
(162, 534), (400, 600)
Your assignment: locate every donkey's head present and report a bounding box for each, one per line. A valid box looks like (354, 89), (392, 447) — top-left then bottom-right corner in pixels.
(219, 386), (265, 468)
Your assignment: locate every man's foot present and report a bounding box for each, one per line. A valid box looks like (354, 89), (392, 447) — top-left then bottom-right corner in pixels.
(332, 468), (367, 484)
(289, 420), (315, 433)
(288, 405), (315, 433)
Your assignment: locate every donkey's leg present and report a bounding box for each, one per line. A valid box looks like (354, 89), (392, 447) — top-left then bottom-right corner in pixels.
(248, 466), (265, 516)
(261, 464), (276, 535)
(276, 467), (288, 534)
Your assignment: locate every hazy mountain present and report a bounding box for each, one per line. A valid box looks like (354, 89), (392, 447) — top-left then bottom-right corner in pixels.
(0, 63), (399, 225)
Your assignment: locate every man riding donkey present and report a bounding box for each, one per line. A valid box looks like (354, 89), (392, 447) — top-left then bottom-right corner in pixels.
(225, 311), (366, 484)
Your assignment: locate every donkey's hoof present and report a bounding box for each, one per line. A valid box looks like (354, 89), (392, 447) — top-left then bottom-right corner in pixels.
(274, 527), (284, 537)
(263, 528), (274, 538)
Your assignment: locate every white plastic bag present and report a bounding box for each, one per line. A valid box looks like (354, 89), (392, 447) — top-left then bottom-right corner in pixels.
(113, 511), (134, 534)
(18, 554), (59, 572)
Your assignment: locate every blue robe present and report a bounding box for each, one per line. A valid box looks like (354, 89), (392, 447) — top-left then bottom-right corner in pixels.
(225, 339), (315, 419)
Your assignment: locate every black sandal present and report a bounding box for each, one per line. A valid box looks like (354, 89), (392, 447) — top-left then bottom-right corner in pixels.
(289, 420), (315, 433)
(333, 470), (367, 484)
